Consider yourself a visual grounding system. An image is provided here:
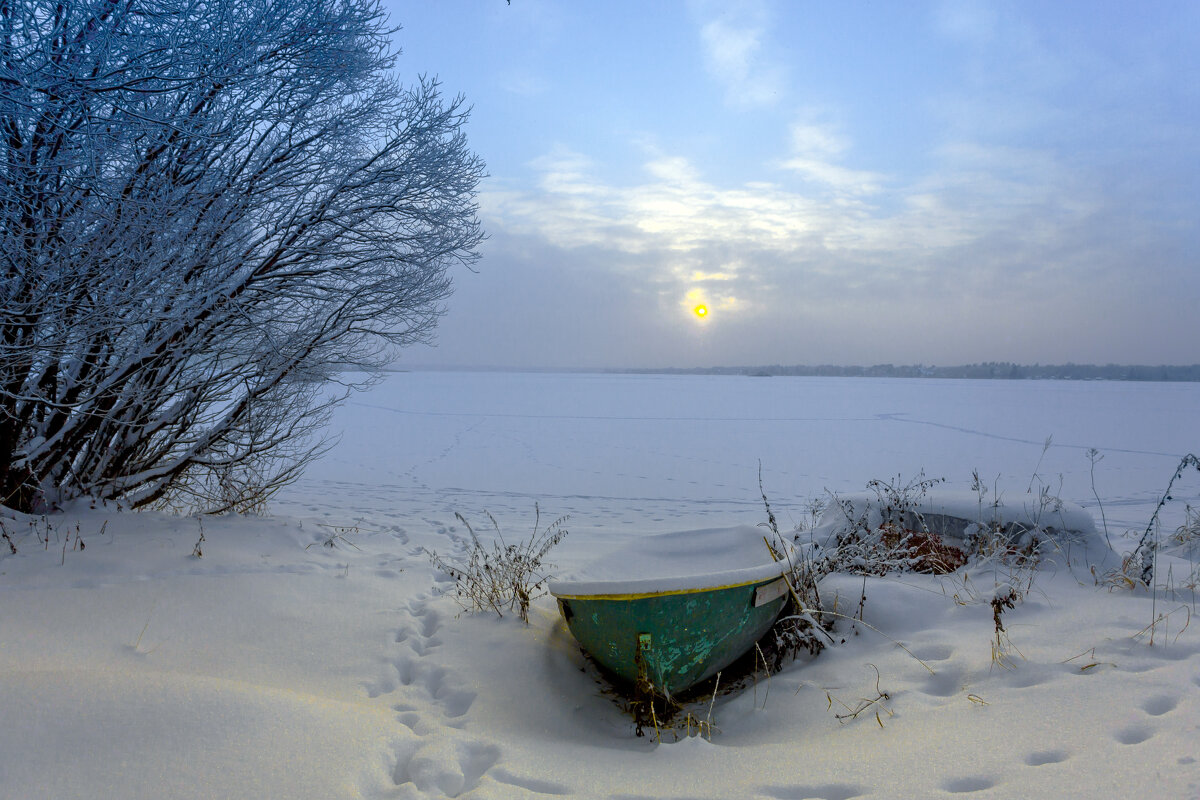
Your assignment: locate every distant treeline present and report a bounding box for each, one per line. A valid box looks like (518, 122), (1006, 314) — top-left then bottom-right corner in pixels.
(625, 363), (1200, 382)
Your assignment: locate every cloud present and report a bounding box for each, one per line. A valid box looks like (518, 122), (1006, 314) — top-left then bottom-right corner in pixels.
(689, 270), (736, 282)
(396, 0), (1200, 368)
(780, 158), (884, 198)
(696, 1), (787, 108)
(521, 145), (1129, 277)
(777, 119), (886, 197)
(788, 122), (847, 158)
(469, 115), (1200, 367)
(932, 0), (999, 44)
(484, 148), (836, 261)
(497, 68), (548, 97)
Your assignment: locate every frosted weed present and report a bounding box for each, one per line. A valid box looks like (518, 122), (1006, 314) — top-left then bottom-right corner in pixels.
(426, 504), (568, 624)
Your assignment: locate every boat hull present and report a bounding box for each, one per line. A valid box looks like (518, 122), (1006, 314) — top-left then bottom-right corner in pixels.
(554, 574), (789, 697)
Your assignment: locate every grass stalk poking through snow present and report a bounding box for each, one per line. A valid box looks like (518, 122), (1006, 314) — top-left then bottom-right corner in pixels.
(306, 523), (362, 551)
(826, 664), (893, 727)
(191, 518), (206, 558)
(989, 587), (1023, 669)
(1087, 448), (1112, 550)
(1108, 454), (1200, 589)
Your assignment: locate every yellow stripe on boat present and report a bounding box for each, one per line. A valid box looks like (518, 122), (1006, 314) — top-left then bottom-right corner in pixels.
(552, 575), (772, 601)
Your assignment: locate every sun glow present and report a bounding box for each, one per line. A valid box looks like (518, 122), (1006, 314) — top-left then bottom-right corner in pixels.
(694, 304), (708, 318)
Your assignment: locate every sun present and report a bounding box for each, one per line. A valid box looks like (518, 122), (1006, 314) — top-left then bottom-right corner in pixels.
(693, 304), (708, 318)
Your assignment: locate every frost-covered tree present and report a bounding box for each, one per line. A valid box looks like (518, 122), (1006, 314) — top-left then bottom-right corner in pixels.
(0, 0), (483, 512)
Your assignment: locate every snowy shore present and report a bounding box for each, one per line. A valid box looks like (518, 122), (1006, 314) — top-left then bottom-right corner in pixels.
(2, 371), (1198, 799)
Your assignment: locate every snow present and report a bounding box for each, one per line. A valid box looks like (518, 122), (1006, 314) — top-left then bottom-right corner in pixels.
(3, 371), (1200, 799)
(548, 525), (790, 596)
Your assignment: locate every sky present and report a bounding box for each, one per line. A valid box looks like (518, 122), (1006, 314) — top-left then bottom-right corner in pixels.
(385, 0), (1200, 370)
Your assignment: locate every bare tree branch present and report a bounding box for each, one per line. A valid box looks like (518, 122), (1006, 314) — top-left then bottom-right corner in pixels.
(1, 0), (483, 512)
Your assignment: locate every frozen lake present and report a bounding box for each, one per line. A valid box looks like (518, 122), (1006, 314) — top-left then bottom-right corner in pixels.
(281, 370), (1200, 541)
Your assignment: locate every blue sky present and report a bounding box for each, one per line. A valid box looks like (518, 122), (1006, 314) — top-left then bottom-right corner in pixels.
(386, 0), (1199, 369)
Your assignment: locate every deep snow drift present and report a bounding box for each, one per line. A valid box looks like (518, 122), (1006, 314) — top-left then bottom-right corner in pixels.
(2, 371), (1199, 799)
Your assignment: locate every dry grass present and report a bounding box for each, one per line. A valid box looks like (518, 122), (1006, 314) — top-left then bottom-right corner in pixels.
(427, 504), (568, 624)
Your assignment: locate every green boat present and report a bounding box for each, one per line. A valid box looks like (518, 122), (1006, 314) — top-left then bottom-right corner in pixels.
(549, 526), (792, 699)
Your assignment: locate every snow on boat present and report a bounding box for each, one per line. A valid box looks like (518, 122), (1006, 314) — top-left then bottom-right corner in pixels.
(548, 525), (792, 698)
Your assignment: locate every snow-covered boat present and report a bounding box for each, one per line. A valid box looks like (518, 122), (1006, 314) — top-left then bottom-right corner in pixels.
(811, 490), (1097, 549)
(548, 526), (792, 698)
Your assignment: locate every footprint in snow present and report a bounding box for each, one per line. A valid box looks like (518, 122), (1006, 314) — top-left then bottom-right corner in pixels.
(942, 776), (997, 793)
(1141, 694), (1179, 716)
(759, 782), (864, 800)
(381, 592), (477, 720)
(918, 664), (967, 698)
(910, 642), (954, 662)
(1025, 749), (1070, 766)
(396, 739), (499, 798)
(490, 767), (571, 796)
(1114, 725), (1154, 745)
